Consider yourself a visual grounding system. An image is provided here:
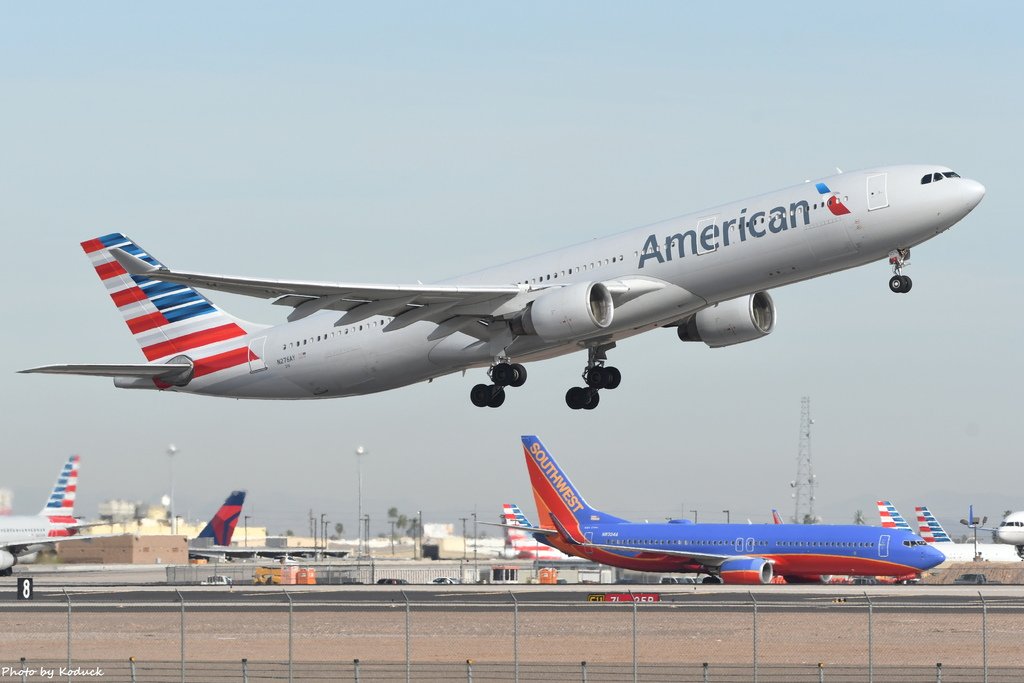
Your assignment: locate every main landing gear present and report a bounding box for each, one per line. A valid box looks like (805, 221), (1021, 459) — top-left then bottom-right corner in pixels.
(470, 361), (527, 408)
(565, 345), (621, 410)
(888, 248), (912, 294)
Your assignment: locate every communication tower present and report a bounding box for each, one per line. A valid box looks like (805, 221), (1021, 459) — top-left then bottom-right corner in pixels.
(790, 396), (818, 524)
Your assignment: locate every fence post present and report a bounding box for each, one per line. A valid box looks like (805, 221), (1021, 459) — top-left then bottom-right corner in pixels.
(581, 660), (587, 683)
(284, 589), (293, 683)
(354, 658), (361, 682)
(466, 658), (473, 683)
(864, 592), (873, 683)
(702, 661), (709, 683)
(63, 588), (71, 677)
(750, 592), (758, 683)
(402, 590), (411, 683)
(242, 658), (248, 683)
(818, 662), (824, 683)
(979, 591), (988, 683)
(510, 591), (520, 683)
(20, 657), (27, 683)
(175, 589), (185, 683)
(632, 594), (638, 683)
(129, 657), (137, 683)
(936, 662), (942, 683)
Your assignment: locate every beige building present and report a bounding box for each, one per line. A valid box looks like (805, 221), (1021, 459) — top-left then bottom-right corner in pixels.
(58, 535), (187, 565)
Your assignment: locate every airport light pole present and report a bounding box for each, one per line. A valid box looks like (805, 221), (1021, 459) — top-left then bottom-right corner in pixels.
(690, 509), (698, 523)
(472, 511), (478, 583)
(362, 515), (370, 557)
(320, 513), (327, 561)
(460, 517), (468, 560)
(417, 510), (423, 560)
(355, 446), (367, 558)
(723, 510), (730, 524)
(244, 515), (251, 547)
(165, 444), (178, 535)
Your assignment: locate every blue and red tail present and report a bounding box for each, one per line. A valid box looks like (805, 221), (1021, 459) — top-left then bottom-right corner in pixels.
(196, 490), (247, 546)
(81, 233), (259, 373)
(39, 454), (79, 518)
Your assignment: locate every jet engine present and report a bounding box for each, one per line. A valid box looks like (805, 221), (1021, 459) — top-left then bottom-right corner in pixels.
(510, 282), (614, 342)
(0, 550), (16, 571)
(717, 557), (773, 585)
(784, 574), (833, 585)
(677, 292), (775, 348)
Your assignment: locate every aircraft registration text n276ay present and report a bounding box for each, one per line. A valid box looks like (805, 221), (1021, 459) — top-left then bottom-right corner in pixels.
(21, 165), (984, 409)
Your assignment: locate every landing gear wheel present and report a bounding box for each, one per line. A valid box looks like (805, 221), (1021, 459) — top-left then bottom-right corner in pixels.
(492, 362), (515, 386)
(603, 366), (621, 390)
(487, 386), (506, 408)
(888, 275), (905, 293)
(509, 363), (527, 388)
(585, 367), (605, 388)
(470, 384), (492, 407)
(582, 389), (600, 410)
(566, 387), (588, 410)
(901, 275), (912, 292)
(702, 575), (723, 584)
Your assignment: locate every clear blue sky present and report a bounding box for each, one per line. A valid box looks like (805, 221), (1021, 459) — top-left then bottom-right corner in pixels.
(2, 3), (1021, 536)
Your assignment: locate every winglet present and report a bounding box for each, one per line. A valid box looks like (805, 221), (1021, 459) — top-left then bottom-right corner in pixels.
(109, 247), (161, 275)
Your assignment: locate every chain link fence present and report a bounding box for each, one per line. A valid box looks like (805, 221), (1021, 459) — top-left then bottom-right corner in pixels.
(4, 591), (1023, 682)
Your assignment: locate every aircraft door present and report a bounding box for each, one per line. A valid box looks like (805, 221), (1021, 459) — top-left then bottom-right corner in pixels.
(867, 173), (889, 210)
(247, 336), (268, 373)
(584, 531), (594, 556)
(878, 534), (890, 559)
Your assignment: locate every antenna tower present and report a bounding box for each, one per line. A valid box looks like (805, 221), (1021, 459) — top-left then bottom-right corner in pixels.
(790, 396), (817, 524)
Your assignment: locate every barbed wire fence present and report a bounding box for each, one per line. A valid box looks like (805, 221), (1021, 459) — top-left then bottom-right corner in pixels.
(4, 591), (1023, 682)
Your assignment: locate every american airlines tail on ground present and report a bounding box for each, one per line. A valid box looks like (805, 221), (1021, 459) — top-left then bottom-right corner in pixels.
(0, 455), (84, 575)
(877, 500), (912, 531)
(876, 502), (1021, 563)
(22, 166), (985, 409)
(518, 436), (943, 584)
(501, 503), (572, 561)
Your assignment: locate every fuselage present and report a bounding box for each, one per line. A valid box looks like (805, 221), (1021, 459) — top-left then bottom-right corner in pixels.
(996, 511), (1024, 546)
(543, 520), (944, 577)
(121, 164), (985, 399)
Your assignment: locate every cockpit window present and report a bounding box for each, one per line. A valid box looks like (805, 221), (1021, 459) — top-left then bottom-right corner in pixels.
(943, 171), (960, 178)
(933, 173), (944, 182)
(922, 170), (961, 184)
(921, 174), (932, 184)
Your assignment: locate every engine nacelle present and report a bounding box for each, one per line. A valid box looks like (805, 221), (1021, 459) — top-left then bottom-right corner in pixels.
(0, 550), (16, 571)
(718, 557), (773, 585)
(510, 282), (614, 342)
(784, 574), (833, 585)
(678, 292), (775, 348)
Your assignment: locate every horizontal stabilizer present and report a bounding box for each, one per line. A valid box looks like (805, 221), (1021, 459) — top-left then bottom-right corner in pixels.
(20, 363), (192, 381)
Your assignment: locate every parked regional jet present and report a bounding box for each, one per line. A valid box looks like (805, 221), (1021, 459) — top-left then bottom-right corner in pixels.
(994, 511), (1024, 559)
(875, 501), (1020, 563)
(0, 455), (114, 575)
(501, 503), (572, 561)
(22, 166), (984, 409)
(511, 437), (943, 584)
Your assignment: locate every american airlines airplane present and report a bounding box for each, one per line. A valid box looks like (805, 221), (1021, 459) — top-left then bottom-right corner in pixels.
(501, 503), (572, 561)
(0, 455), (106, 575)
(512, 436), (942, 584)
(876, 501), (1020, 563)
(22, 166), (984, 409)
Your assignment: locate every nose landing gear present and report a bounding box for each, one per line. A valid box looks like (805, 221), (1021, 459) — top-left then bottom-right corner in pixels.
(888, 248), (913, 293)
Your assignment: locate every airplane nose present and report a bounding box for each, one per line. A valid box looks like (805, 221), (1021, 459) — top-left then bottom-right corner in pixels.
(925, 544), (946, 568)
(962, 179), (986, 210)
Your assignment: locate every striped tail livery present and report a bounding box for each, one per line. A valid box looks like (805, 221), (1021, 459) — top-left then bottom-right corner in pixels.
(876, 500), (911, 531)
(196, 490), (247, 546)
(40, 454), (79, 519)
(914, 505), (953, 544)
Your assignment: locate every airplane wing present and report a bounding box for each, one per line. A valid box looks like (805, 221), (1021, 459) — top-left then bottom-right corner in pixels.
(3, 532), (132, 554)
(19, 363), (192, 380)
(108, 247), (669, 330)
(482, 521), (559, 536)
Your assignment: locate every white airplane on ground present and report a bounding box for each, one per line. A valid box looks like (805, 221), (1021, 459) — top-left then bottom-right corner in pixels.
(22, 166), (984, 409)
(876, 501), (1020, 563)
(0, 455), (115, 575)
(994, 511), (1024, 558)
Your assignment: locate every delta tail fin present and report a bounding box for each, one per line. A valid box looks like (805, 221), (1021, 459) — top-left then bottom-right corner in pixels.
(914, 505), (952, 543)
(876, 500), (911, 530)
(196, 490), (247, 545)
(39, 455), (79, 517)
(521, 435), (626, 542)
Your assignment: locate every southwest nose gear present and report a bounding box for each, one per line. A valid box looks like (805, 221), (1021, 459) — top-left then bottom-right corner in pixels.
(888, 248), (912, 293)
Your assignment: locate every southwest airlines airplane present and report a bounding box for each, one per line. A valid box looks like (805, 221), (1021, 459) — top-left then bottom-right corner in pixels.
(514, 436), (944, 584)
(22, 166), (984, 409)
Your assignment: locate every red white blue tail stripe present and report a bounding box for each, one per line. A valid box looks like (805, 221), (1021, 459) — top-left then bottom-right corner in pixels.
(40, 454), (78, 517)
(81, 233), (257, 381)
(914, 506), (953, 543)
(876, 501), (911, 531)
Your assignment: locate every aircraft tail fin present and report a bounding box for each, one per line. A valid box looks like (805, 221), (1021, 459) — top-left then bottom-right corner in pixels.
(876, 500), (911, 531)
(39, 455), (80, 517)
(914, 505), (952, 543)
(521, 435), (625, 541)
(81, 234), (260, 364)
(771, 508), (783, 525)
(196, 490), (247, 545)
